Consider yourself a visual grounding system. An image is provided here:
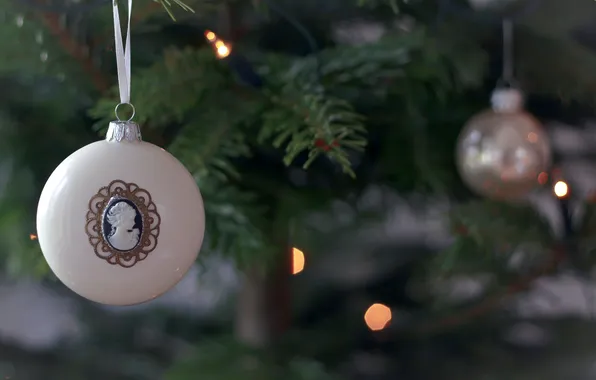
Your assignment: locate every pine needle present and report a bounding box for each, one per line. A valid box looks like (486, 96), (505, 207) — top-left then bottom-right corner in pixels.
(154, 0), (194, 20)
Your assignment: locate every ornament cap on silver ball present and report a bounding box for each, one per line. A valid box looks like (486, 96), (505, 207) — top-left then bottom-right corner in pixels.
(106, 103), (142, 143)
(491, 87), (524, 113)
(106, 121), (142, 143)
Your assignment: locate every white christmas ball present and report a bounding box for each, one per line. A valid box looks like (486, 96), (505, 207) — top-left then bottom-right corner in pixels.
(36, 122), (205, 306)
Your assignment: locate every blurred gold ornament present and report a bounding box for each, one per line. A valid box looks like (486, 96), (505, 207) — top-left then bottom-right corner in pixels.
(456, 88), (551, 201)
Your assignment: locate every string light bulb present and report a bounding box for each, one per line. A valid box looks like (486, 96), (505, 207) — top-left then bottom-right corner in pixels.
(216, 44), (231, 59)
(554, 181), (569, 199)
(205, 30), (216, 42)
(364, 303), (392, 331)
(204, 30), (232, 59)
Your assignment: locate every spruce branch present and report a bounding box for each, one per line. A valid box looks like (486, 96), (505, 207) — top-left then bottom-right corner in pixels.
(90, 47), (232, 132)
(256, 29), (483, 179)
(254, 35), (426, 176)
(153, 0), (194, 20)
(165, 106), (274, 266)
(260, 89), (367, 178)
(277, 32), (426, 94)
(113, 0), (194, 20)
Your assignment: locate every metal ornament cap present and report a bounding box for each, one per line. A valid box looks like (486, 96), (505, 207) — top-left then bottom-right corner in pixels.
(491, 88), (524, 113)
(106, 121), (142, 143)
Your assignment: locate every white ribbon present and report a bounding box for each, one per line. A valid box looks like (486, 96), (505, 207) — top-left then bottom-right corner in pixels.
(113, 0), (132, 104)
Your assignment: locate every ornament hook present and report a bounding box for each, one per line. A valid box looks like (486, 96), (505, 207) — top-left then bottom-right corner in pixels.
(115, 102), (136, 122)
(501, 18), (514, 85)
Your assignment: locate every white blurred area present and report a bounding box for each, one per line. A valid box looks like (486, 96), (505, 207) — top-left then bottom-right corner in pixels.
(0, 280), (81, 350)
(0, 257), (239, 350)
(101, 256), (239, 315)
(467, 0), (521, 10)
(517, 274), (596, 318)
(2, 121), (596, 350)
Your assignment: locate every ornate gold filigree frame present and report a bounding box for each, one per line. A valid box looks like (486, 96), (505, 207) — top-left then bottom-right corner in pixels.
(85, 180), (161, 268)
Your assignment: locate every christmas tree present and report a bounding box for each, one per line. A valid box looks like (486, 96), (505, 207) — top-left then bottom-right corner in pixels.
(2, 0), (596, 378)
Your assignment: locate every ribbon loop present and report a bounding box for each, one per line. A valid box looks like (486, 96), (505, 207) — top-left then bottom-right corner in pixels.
(113, 0), (132, 104)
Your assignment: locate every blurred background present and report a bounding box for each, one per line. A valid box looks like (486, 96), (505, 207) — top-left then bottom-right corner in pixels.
(5, 0), (596, 379)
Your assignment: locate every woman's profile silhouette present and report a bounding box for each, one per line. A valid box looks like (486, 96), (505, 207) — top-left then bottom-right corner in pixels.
(106, 201), (140, 251)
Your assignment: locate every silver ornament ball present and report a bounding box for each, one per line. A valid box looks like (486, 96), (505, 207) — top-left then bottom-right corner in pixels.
(456, 89), (551, 201)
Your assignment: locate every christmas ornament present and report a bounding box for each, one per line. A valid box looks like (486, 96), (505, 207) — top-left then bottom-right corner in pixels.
(456, 88), (551, 200)
(36, 0), (205, 306)
(456, 18), (551, 201)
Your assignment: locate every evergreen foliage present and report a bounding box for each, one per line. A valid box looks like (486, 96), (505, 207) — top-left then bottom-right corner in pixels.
(3, 0), (596, 378)
(166, 337), (338, 380)
(0, 0), (594, 275)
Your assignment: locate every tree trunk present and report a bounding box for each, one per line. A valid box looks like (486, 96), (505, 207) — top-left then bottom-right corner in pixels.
(234, 247), (291, 348)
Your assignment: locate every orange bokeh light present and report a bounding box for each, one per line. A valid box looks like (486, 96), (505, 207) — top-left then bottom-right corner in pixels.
(204, 30), (231, 59)
(364, 303), (392, 331)
(292, 247), (305, 275)
(205, 30), (216, 41)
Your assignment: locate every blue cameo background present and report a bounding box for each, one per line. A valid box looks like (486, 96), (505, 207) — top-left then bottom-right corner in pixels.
(101, 198), (144, 252)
